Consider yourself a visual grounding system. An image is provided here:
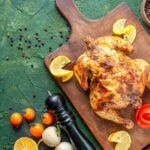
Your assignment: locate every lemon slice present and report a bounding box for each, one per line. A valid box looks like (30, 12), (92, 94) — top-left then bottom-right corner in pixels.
(108, 131), (131, 150)
(113, 18), (127, 35)
(49, 55), (72, 77)
(62, 71), (73, 82)
(13, 137), (38, 150)
(123, 25), (136, 43)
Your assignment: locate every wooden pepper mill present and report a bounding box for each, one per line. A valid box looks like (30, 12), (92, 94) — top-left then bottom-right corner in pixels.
(45, 92), (95, 150)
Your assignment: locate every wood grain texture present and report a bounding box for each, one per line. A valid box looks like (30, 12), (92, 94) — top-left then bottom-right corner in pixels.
(45, 0), (150, 149)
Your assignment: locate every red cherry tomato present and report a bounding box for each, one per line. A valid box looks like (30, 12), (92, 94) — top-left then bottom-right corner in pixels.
(136, 104), (150, 128)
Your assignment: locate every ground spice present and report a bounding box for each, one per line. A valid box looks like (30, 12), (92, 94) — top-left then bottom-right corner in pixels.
(145, 0), (150, 20)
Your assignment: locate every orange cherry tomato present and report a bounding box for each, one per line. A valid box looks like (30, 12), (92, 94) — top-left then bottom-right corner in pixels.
(23, 108), (35, 121)
(10, 112), (22, 126)
(30, 123), (44, 138)
(42, 112), (54, 125)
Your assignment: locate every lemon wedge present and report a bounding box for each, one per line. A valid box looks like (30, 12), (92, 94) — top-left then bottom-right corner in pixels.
(62, 71), (74, 82)
(49, 55), (73, 82)
(123, 25), (136, 43)
(108, 131), (131, 150)
(113, 19), (136, 44)
(113, 18), (127, 35)
(13, 137), (38, 150)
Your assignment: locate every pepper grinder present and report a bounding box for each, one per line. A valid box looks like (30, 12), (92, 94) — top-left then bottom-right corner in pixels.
(45, 91), (95, 150)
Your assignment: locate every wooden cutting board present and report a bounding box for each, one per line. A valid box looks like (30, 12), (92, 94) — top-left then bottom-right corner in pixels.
(44, 0), (150, 149)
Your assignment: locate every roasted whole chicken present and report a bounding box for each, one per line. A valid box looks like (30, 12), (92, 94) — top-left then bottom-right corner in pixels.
(73, 36), (150, 129)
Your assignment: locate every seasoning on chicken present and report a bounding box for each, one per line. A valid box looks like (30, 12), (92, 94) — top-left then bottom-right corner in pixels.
(74, 36), (150, 129)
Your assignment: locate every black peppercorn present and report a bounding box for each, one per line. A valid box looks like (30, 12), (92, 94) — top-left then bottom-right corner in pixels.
(44, 29), (48, 32)
(31, 64), (34, 68)
(24, 27), (27, 31)
(6, 57), (9, 61)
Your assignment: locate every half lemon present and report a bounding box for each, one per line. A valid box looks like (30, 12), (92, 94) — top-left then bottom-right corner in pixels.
(13, 137), (38, 150)
(108, 130), (131, 150)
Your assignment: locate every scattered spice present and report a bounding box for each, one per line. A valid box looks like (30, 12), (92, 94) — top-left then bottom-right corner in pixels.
(33, 95), (36, 99)
(41, 42), (44, 46)
(145, 0), (150, 20)
(35, 36), (39, 40)
(44, 29), (48, 32)
(31, 64), (34, 68)
(60, 35), (63, 38)
(6, 57), (9, 61)
(17, 46), (23, 50)
(17, 47), (20, 50)
(59, 31), (63, 34)
(49, 47), (52, 51)
(19, 35), (23, 41)
(24, 27), (27, 31)
(10, 38), (14, 42)
(66, 37), (69, 41)
(59, 43), (63, 47)
(38, 39), (41, 43)
(22, 53), (26, 58)
(9, 107), (13, 111)
(25, 56), (30, 59)
(67, 23), (70, 27)
(27, 45), (31, 49)
(28, 40), (31, 44)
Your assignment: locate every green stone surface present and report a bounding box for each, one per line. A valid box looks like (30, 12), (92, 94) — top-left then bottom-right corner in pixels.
(0, 0), (149, 149)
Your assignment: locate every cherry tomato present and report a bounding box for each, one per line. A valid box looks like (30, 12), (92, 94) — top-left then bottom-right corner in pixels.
(10, 112), (22, 126)
(23, 108), (35, 121)
(42, 112), (54, 125)
(30, 123), (44, 138)
(136, 104), (150, 128)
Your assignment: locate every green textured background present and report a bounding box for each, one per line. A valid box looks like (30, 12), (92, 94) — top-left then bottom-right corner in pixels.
(0, 0), (149, 149)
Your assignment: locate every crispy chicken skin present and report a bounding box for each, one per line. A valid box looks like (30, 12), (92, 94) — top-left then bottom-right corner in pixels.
(74, 36), (150, 129)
